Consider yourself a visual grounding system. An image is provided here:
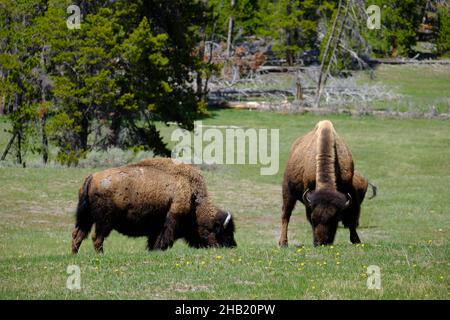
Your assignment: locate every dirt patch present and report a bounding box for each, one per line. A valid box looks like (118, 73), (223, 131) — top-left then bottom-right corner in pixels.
(172, 283), (212, 293)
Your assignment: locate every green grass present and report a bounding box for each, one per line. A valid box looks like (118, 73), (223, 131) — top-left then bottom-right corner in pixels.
(355, 64), (450, 113)
(1, 109), (449, 299)
(215, 64), (450, 113)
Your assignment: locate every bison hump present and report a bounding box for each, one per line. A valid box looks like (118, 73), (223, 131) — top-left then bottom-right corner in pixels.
(335, 135), (354, 184)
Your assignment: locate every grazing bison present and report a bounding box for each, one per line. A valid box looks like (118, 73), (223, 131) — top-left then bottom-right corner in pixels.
(279, 120), (376, 247)
(72, 158), (236, 254)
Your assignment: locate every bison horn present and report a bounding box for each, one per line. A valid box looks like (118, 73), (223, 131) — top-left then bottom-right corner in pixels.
(302, 189), (312, 206)
(345, 193), (352, 208)
(223, 211), (232, 228)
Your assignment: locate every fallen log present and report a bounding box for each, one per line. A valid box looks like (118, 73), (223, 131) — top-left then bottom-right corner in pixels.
(367, 58), (450, 65)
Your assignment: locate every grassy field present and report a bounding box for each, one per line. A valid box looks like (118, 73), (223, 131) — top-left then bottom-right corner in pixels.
(355, 64), (450, 113)
(228, 64), (450, 113)
(0, 108), (449, 299)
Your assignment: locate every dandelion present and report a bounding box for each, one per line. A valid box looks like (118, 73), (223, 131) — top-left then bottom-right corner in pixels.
(311, 286), (316, 289)
(200, 261), (205, 265)
(238, 258), (242, 262)
(427, 240), (432, 244)
(330, 245), (334, 249)
(361, 244), (365, 248)
(186, 261), (191, 265)
(439, 276), (444, 280)
(215, 255), (223, 260)
(175, 263), (180, 267)
(323, 262), (327, 265)
(336, 252), (340, 256)
(297, 248), (303, 253)
(300, 262), (305, 267)
(336, 261), (340, 265)
(412, 264), (417, 268)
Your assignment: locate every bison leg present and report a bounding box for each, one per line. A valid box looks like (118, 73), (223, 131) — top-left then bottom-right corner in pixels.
(349, 227), (361, 244)
(343, 213), (361, 244)
(279, 187), (297, 248)
(146, 233), (158, 251)
(153, 213), (177, 250)
(72, 227), (88, 254)
(342, 199), (362, 245)
(91, 223), (112, 253)
(343, 209), (361, 244)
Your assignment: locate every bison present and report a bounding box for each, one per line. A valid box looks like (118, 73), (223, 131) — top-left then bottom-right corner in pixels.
(279, 120), (376, 247)
(72, 158), (236, 254)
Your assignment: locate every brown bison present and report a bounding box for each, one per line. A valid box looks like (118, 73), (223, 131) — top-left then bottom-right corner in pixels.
(279, 120), (376, 247)
(72, 158), (236, 254)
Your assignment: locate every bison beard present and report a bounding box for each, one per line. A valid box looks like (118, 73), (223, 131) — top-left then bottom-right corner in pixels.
(279, 120), (374, 247)
(71, 158), (236, 254)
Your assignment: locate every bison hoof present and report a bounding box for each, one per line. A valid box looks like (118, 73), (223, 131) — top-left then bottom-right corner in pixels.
(279, 240), (288, 248)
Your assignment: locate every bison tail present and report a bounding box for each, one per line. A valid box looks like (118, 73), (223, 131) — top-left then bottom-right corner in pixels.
(75, 174), (94, 233)
(368, 182), (377, 199)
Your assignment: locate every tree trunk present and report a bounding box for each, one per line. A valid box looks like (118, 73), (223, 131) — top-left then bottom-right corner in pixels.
(285, 1), (294, 66)
(109, 111), (122, 147)
(295, 78), (303, 101)
(323, 0), (350, 85)
(16, 131), (22, 164)
(314, 0), (343, 109)
(196, 33), (206, 100)
(226, 0), (236, 58)
(286, 51), (294, 66)
(79, 112), (89, 151)
(1, 132), (16, 161)
(41, 112), (48, 164)
(391, 37), (398, 58)
(0, 96), (4, 115)
(40, 45), (49, 164)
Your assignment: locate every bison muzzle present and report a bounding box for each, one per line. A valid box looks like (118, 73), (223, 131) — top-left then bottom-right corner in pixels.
(71, 158), (236, 253)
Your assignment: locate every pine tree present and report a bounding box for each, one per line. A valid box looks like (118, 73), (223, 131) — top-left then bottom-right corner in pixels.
(365, 0), (427, 57)
(1, 0), (212, 165)
(436, 6), (450, 56)
(0, 0), (48, 164)
(257, 0), (325, 65)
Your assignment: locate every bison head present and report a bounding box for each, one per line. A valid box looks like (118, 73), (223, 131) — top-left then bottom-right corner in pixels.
(187, 209), (237, 248)
(211, 210), (237, 248)
(303, 189), (351, 246)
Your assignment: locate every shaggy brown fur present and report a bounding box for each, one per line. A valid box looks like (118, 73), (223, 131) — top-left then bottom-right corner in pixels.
(279, 120), (373, 246)
(72, 158), (236, 254)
